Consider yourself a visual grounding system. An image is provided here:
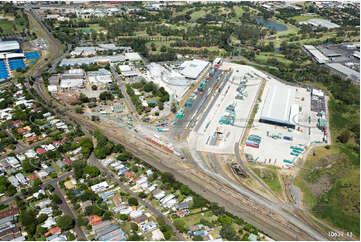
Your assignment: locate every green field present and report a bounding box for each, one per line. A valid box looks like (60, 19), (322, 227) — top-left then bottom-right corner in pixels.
(190, 10), (206, 21)
(0, 16), (26, 34)
(255, 52), (292, 66)
(295, 144), (360, 237)
(289, 15), (324, 22)
(251, 166), (283, 196)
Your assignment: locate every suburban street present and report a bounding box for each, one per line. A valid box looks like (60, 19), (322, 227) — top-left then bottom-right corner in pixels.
(88, 153), (185, 240)
(110, 65), (139, 120)
(15, 6), (334, 242)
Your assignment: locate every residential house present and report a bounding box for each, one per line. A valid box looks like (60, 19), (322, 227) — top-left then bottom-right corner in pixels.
(15, 173), (28, 185)
(132, 214), (148, 225)
(36, 148), (47, 155)
(89, 215), (102, 226)
(80, 200), (92, 212)
(8, 176), (19, 188)
(0, 207), (18, 219)
(153, 190), (165, 200)
(140, 221), (157, 233)
(151, 229), (165, 241)
(35, 199), (51, 209)
(42, 217), (56, 229)
(91, 181), (109, 193)
(6, 157), (20, 169)
(45, 227), (61, 237)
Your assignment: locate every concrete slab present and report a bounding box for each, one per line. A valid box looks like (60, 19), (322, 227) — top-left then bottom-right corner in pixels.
(194, 63), (263, 154)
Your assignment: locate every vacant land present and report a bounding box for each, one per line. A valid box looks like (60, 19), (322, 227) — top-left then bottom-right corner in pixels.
(251, 166), (283, 197)
(0, 11), (27, 34)
(295, 145), (360, 237)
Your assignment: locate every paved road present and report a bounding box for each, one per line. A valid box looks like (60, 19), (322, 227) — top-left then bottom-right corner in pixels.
(88, 153), (185, 240)
(110, 66), (138, 120)
(45, 173), (87, 240)
(20, 6), (330, 241)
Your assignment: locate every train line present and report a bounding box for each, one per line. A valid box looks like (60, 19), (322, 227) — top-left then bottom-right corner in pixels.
(21, 9), (335, 241)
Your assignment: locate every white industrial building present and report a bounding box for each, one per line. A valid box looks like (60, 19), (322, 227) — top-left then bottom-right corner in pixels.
(60, 69), (85, 90)
(300, 18), (340, 29)
(179, 59), (210, 79)
(259, 82), (299, 129)
(87, 68), (112, 84)
(146, 63), (193, 99)
(303, 45), (329, 64)
(125, 52), (142, 62)
(59, 54), (127, 67)
(0, 40), (20, 53)
(325, 63), (360, 83)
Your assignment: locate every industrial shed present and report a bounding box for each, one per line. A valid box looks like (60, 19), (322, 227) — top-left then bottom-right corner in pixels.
(303, 45), (329, 64)
(325, 62), (360, 83)
(0, 41), (21, 53)
(259, 83), (298, 128)
(179, 59), (210, 79)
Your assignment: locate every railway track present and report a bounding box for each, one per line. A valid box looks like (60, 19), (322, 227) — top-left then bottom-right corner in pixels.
(22, 9), (335, 241)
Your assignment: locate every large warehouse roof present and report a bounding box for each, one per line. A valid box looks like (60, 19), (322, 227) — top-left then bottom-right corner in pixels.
(260, 83), (298, 128)
(303, 45), (329, 63)
(325, 63), (360, 82)
(0, 41), (20, 52)
(0, 53), (24, 60)
(179, 59), (209, 79)
(59, 54), (127, 66)
(300, 18), (340, 29)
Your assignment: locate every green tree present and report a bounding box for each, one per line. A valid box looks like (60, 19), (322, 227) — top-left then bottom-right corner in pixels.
(52, 194), (63, 204)
(83, 166), (100, 177)
(56, 215), (74, 231)
(130, 222), (139, 231)
(173, 219), (186, 233)
(128, 197), (138, 206)
(193, 235), (203, 241)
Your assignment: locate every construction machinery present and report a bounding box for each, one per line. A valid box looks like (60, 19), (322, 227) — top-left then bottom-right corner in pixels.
(231, 163), (248, 178)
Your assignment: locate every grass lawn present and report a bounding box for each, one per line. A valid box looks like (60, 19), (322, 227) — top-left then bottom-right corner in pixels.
(251, 165), (283, 196)
(274, 19), (299, 37)
(190, 10), (206, 21)
(255, 52), (292, 66)
(174, 210), (217, 229)
(289, 15), (324, 22)
(294, 144), (360, 237)
(0, 10), (27, 34)
(294, 146), (338, 208)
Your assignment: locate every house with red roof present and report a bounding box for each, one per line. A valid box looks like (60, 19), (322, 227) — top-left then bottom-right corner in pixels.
(27, 173), (40, 181)
(45, 227), (61, 237)
(64, 157), (72, 166)
(124, 172), (134, 179)
(36, 148), (47, 155)
(12, 120), (23, 128)
(53, 141), (61, 148)
(89, 215), (102, 226)
(25, 136), (37, 143)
